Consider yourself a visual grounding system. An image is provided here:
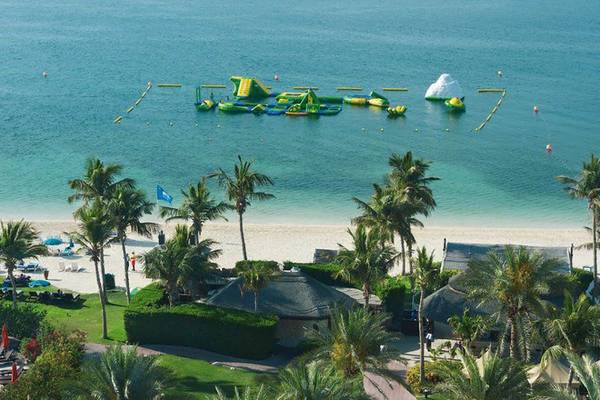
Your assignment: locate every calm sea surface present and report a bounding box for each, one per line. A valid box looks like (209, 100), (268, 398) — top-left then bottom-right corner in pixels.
(1, 0), (599, 226)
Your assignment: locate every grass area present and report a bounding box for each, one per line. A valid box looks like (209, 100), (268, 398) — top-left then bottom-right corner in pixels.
(158, 355), (275, 399)
(2, 282), (271, 398)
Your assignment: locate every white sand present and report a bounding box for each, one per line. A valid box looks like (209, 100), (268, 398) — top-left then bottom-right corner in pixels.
(0, 220), (594, 294)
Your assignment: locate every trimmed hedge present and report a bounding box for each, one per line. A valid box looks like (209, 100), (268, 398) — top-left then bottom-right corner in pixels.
(375, 276), (410, 317)
(124, 284), (278, 360)
(283, 262), (353, 287)
(234, 260), (279, 272)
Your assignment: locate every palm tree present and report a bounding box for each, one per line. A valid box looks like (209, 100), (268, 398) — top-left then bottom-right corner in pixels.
(110, 186), (158, 304)
(69, 203), (114, 339)
(277, 363), (352, 400)
(336, 224), (398, 308)
(557, 154), (600, 281)
(386, 152), (438, 274)
(565, 352), (600, 400)
(309, 307), (397, 378)
(413, 247), (437, 385)
(433, 349), (531, 400)
(159, 177), (231, 244)
(352, 184), (395, 246)
(465, 246), (561, 360)
(447, 309), (489, 348)
(206, 386), (269, 400)
(143, 225), (220, 305)
(542, 291), (600, 388)
(85, 345), (165, 400)
(236, 261), (278, 312)
(211, 156), (274, 260)
(68, 157), (134, 205)
(0, 220), (47, 309)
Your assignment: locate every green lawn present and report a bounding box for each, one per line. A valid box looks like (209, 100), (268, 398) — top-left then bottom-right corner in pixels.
(2, 284), (270, 398)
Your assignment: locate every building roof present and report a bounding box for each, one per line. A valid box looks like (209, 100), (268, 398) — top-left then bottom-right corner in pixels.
(443, 242), (571, 273)
(206, 271), (356, 320)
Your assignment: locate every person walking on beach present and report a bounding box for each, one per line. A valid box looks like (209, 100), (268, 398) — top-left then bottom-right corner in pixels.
(130, 252), (137, 272)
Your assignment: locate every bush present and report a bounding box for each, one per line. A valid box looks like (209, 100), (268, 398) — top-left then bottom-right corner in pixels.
(130, 282), (168, 307)
(0, 302), (46, 340)
(283, 262), (354, 287)
(104, 273), (116, 290)
(375, 276), (410, 317)
(125, 284), (278, 360)
(569, 268), (594, 296)
(235, 260), (279, 272)
(406, 360), (459, 394)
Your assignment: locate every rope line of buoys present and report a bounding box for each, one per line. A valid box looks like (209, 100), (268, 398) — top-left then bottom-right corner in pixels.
(292, 86), (319, 90)
(201, 84), (226, 88)
(474, 88), (506, 132)
(114, 81), (152, 124)
(336, 87), (363, 91)
(157, 83), (182, 88)
(382, 87), (408, 92)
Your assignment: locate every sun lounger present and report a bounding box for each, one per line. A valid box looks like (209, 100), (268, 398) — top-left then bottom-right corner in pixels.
(58, 261), (66, 272)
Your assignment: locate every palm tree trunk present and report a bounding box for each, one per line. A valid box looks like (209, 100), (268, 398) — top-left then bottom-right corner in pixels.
(100, 248), (108, 304)
(254, 292), (259, 312)
(363, 283), (370, 309)
(120, 238), (131, 304)
(508, 314), (519, 360)
(593, 206), (598, 281)
(400, 239), (406, 275)
(418, 289), (426, 385)
(499, 323), (510, 357)
(238, 211), (247, 261)
(567, 365), (574, 389)
(7, 265), (17, 310)
(93, 259), (108, 339)
(408, 242), (414, 275)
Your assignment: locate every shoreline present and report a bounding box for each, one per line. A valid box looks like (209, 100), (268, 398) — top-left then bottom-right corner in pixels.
(1, 218), (594, 294)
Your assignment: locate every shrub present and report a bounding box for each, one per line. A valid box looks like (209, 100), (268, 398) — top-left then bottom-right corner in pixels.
(569, 268), (594, 296)
(125, 284), (278, 360)
(130, 282), (168, 308)
(235, 260), (279, 272)
(406, 360), (459, 394)
(0, 302), (46, 339)
(375, 276), (410, 317)
(283, 262), (354, 287)
(104, 273), (116, 290)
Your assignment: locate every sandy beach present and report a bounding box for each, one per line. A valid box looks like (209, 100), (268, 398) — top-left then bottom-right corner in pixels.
(0, 219), (594, 294)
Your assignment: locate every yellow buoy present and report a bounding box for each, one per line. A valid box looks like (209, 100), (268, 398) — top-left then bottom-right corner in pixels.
(293, 86), (318, 90)
(382, 87), (408, 92)
(126, 106), (134, 113)
(336, 87), (363, 91)
(201, 84), (226, 88)
(114, 116), (123, 124)
(157, 83), (182, 88)
(134, 99), (142, 106)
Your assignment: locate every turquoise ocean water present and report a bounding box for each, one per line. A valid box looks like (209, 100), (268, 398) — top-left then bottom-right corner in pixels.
(1, 0), (599, 226)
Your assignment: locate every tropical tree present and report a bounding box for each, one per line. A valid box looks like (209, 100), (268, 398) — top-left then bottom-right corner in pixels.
(447, 309), (489, 348)
(386, 152), (439, 274)
(557, 154), (600, 281)
(211, 156), (274, 260)
(542, 291), (600, 388)
(205, 386), (269, 400)
(69, 203), (114, 339)
(110, 186), (158, 304)
(413, 247), (437, 384)
(84, 345), (166, 400)
(159, 177), (230, 244)
(352, 184), (395, 246)
(0, 220), (47, 309)
(143, 225), (220, 305)
(236, 261), (278, 312)
(433, 349), (531, 400)
(336, 224), (398, 308)
(277, 363), (352, 400)
(309, 307), (397, 378)
(565, 352), (600, 400)
(68, 157), (134, 205)
(465, 246), (561, 360)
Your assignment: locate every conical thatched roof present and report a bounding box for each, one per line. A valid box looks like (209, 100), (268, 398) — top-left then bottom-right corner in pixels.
(528, 358), (574, 386)
(206, 271), (356, 319)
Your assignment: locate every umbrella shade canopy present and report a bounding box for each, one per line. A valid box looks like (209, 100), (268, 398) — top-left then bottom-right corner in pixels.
(207, 271), (356, 319)
(43, 237), (63, 245)
(28, 280), (50, 288)
(11, 362), (17, 384)
(1, 324), (8, 349)
(527, 358), (574, 386)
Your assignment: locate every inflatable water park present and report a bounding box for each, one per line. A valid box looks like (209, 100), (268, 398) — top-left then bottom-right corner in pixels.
(114, 73), (507, 132)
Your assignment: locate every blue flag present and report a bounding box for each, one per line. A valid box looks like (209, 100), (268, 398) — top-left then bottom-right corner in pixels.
(156, 185), (173, 204)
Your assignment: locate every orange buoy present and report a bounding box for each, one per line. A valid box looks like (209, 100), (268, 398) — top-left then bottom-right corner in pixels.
(534, 105), (539, 113)
(546, 144), (553, 153)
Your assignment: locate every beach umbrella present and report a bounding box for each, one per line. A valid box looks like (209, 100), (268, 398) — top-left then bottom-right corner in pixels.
(11, 361), (17, 384)
(43, 237), (63, 246)
(1, 324), (8, 349)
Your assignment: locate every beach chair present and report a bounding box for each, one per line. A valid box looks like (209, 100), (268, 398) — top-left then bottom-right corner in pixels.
(68, 263), (78, 272)
(58, 261), (66, 272)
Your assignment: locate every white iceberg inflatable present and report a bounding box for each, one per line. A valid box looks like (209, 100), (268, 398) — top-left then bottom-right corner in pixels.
(425, 74), (464, 100)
